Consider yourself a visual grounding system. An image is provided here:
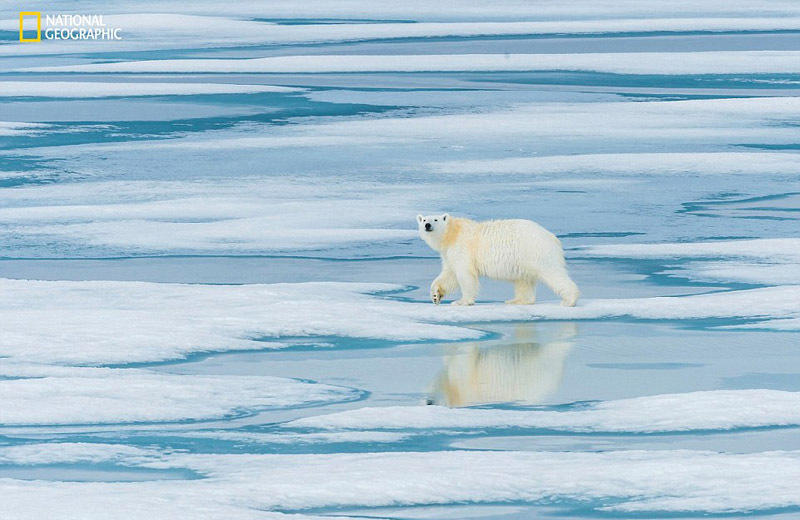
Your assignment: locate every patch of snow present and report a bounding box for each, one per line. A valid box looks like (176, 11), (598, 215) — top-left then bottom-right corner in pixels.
(0, 279), (480, 365)
(174, 430), (409, 444)
(430, 152), (800, 176)
(288, 389), (800, 432)
(3, 445), (800, 515)
(585, 238), (800, 285)
(0, 365), (359, 425)
(0, 178), (424, 256)
(0, 82), (300, 98)
(0, 443), (159, 465)
(28, 51), (800, 75)
(0, 122), (50, 137)
(585, 238), (800, 260)
(2, 279), (799, 368)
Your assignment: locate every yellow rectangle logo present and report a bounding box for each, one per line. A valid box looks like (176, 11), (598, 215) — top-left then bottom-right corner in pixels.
(19, 12), (41, 42)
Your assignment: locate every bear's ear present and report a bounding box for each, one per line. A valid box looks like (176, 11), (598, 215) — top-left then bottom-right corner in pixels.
(416, 214), (424, 224)
(442, 213), (449, 222)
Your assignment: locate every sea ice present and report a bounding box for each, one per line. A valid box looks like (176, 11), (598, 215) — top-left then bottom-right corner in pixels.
(585, 238), (800, 285)
(2, 444), (800, 516)
(0, 121), (50, 137)
(0, 82), (300, 98)
(287, 389), (800, 432)
(430, 152), (800, 176)
(30, 51), (800, 75)
(0, 365), (359, 425)
(2, 278), (798, 369)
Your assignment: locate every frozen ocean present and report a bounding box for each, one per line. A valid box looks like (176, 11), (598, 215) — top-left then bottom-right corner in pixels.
(1, 1), (800, 518)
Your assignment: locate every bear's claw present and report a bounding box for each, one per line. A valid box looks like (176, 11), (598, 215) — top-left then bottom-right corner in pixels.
(431, 286), (443, 305)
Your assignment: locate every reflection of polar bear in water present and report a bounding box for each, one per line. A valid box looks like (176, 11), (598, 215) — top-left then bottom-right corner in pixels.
(427, 323), (576, 407)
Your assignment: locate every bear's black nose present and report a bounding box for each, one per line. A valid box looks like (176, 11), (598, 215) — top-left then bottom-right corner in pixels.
(425, 223), (432, 231)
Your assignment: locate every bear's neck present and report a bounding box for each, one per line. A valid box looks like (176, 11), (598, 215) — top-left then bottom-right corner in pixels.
(438, 218), (466, 251)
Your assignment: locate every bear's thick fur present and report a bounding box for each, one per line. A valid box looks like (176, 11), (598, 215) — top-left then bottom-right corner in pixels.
(417, 214), (579, 306)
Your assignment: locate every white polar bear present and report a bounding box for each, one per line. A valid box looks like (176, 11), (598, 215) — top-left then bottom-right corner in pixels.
(417, 213), (579, 306)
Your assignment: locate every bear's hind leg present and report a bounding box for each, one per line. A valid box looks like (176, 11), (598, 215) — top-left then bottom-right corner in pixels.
(540, 266), (580, 307)
(506, 279), (536, 305)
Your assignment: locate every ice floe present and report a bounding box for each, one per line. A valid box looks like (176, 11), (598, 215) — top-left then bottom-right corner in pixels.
(3, 97), (798, 256)
(586, 238), (800, 260)
(0, 279), (480, 365)
(152, 0), (800, 20)
(8, 16), (800, 53)
(2, 444), (800, 516)
(734, 318), (800, 330)
(0, 82), (300, 98)
(287, 389), (800, 432)
(405, 285), (800, 330)
(43, 96), (790, 153)
(170, 430), (409, 444)
(4, 0), (799, 23)
(8, 10), (800, 58)
(585, 238), (800, 285)
(2, 278), (798, 369)
(0, 443), (159, 465)
(0, 365), (359, 425)
(430, 152), (800, 176)
(114, 135), (403, 150)
(0, 122), (50, 137)
(29, 51), (800, 75)
(665, 261), (800, 285)
(0, 178), (424, 256)
(289, 96), (800, 143)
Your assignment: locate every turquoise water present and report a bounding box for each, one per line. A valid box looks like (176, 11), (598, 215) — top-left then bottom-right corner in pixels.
(1, 4), (800, 518)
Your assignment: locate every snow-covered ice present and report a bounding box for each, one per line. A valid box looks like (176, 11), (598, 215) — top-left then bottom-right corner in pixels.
(2, 444), (800, 517)
(2, 278), (799, 368)
(9, 16), (800, 57)
(585, 238), (800, 285)
(2, 96), (799, 256)
(0, 365), (359, 425)
(288, 389), (800, 432)
(430, 152), (800, 176)
(0, 443), (160, 466)
(0, 279), (480, 365)
(25, 51), (800, 75)
(0, 179), (424, 256)
(5, 0), (799, 22)
(168, 430), (410, 445)
(0, 121), (50, 137)
(0, 82), (300, 98)
(586, 238), (800, 260)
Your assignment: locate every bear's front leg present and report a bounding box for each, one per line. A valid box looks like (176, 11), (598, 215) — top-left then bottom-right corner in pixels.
(452, 268), (479, 306)
(430, 266), (458, 305)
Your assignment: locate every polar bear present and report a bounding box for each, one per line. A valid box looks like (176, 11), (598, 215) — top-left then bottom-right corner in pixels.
(417, 213), (579, 306)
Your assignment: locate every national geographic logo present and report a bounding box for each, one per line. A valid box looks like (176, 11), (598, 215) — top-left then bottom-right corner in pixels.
(18, 12), (40, 41)
(19, 12), (122, 42)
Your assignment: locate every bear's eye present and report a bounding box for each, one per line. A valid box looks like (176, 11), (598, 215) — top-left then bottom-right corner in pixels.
(434, 219), (437, 221)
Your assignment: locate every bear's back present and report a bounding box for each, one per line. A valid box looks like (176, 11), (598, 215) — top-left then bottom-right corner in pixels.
(477, 218), (558, 245)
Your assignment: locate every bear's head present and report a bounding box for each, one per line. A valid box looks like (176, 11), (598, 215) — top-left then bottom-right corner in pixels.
(416, 213), (449, 250)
